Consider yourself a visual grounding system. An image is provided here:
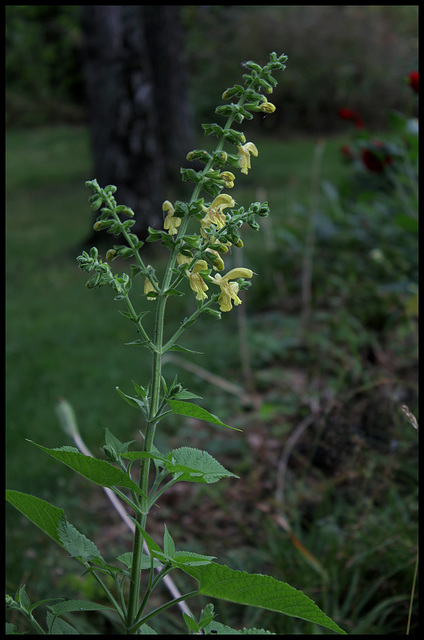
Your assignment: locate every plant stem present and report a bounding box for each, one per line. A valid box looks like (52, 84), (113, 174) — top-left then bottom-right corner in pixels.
(125, 85), (253, 631)
(131, 591), (199, 634)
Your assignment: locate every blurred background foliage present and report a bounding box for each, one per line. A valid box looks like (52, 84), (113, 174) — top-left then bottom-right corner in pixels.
(6, 5), (418, 635)
(6, 5), (418, 132)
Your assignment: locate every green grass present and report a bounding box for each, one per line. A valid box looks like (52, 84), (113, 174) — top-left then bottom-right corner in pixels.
(6, 125), (418, 634)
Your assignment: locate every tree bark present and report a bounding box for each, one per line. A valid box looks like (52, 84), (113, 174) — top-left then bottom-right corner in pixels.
(81, 6), (193, 242)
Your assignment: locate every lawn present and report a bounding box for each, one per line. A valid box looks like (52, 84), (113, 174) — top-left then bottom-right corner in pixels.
(6, 124), (418, 634)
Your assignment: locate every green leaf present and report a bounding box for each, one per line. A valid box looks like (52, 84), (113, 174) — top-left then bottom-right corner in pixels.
(121, 450), (167, 465)
(5, 491), (111, 570)
(27, 441), (147, 499)
(183, 612), (200, 633)
(47, 600), (113, 615)
(163, 524), (175, 558)
(57, 519), (103, 562)
(205, 621), (275, 634)
(117, 552), (133, 568)
(181, 563), (346, 635)
(138, 624), (158, 634)
(131, 380), (148, 399)
(129, 517), (162, 556)
(46, 611), (79, 634)
(172, 550), (215, 567)
(171, 389), (203, 401)
(6, 490), (65, 546)
(164, 288), (184, 297)
(16, 584), (31, 610)
(116, 387), (147, 411)
(166, 447), (238, 484)
(168, 344), (203, 355)
(198, 603), (217, 630)
(104, 428), (135, 455)
(167, 400), (241, 431)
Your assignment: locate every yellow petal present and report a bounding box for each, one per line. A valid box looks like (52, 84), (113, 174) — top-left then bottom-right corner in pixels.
(221, 267), (253, 282)
(162, 200), (174, 213)
(210, 194), (235, 209)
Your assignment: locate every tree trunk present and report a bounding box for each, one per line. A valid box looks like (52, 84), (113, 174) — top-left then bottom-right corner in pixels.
(81, 5), (193, 242)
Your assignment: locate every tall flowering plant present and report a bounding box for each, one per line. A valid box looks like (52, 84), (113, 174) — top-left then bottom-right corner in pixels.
(6, 53), (345, 635)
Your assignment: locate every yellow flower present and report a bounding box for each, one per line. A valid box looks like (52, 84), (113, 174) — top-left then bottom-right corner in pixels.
(144, 276), (157, 301)
(200, 193), (235, 240)
(237, 142), (258, 175)
(210, 267), (253, 312)
(177, 252), (193, 267)
(163, 200), (181, 235)
(188, 260), (209, 301)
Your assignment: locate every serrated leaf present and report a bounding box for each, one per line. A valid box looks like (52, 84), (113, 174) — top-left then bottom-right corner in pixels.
(6, 490), (65, 545)
(57, 518), (103, 562)
(166, 447), (238, 484)
(181, 563), (346, 635)
(167, 400), (241, 431)
(205, 620), (275, 634)
(27, 441), (147, 499)
(173, 550), (215, 567)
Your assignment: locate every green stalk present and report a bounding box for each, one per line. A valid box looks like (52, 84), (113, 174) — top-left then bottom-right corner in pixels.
(124, 83), (256, 632)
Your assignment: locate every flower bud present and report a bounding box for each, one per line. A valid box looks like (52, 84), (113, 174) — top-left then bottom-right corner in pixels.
(259, 100), (276, 114)
(106, 249), (117, 261)
(144, 277), (157, 301)
(218, 171), (236, 188)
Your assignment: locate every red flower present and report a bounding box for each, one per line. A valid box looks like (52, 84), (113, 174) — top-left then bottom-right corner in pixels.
(338, 107), (365, 129)
(361, 141), (393, 173)
(407, 71), (418, 94)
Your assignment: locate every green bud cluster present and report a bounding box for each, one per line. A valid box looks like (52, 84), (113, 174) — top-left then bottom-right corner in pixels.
(77, 247), (132, 299)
